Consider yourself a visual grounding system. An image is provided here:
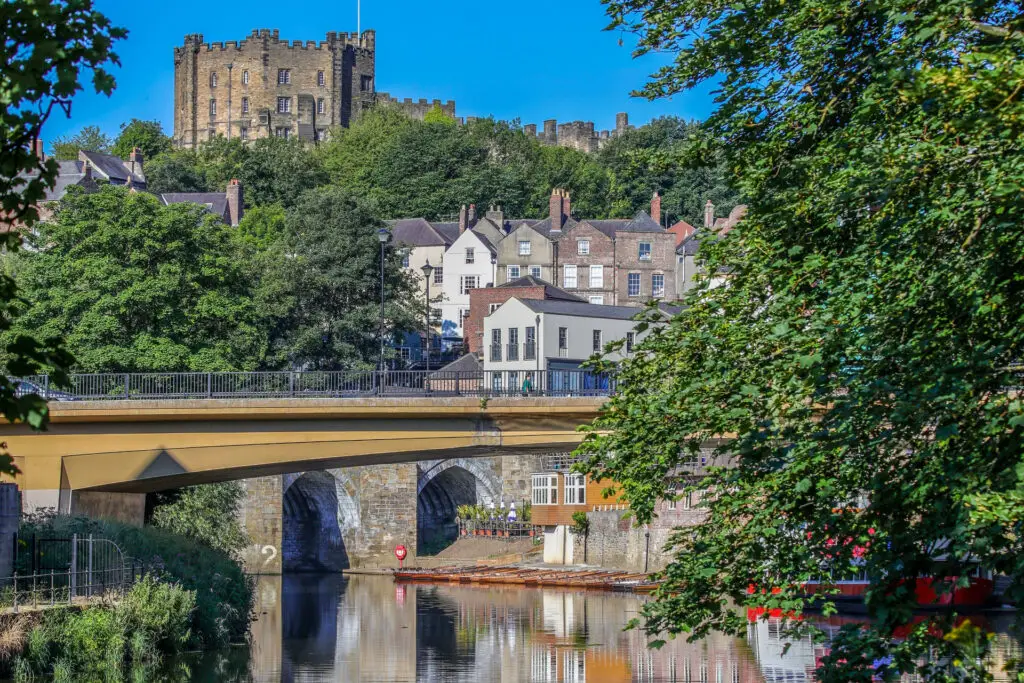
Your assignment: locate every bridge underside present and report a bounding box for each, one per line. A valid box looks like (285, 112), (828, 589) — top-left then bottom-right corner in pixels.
(0, 398), (602, 512)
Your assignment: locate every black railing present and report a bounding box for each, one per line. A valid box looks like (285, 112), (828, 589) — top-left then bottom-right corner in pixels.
(12, 370), (616, 400)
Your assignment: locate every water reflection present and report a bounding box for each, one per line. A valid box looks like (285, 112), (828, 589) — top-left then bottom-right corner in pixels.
(234, 574), (1020, 682)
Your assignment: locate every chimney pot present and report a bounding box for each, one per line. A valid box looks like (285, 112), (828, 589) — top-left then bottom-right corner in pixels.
(651, 191), (662, 227)
(704, 199), (715, 229)
(458, 205), (468, 234)
(468, 204), (477, 225)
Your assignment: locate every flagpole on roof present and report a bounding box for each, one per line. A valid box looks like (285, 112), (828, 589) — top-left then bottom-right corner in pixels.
(357, 0), (361, 39)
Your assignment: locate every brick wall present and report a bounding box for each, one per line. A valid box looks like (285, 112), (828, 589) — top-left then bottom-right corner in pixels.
(614, 232), (676, 304)
(466, 284), (547, 354)
(555, 223), (616, 303)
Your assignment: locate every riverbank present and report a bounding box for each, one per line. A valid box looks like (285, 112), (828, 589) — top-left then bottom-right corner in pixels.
(0, 515), (253, 680)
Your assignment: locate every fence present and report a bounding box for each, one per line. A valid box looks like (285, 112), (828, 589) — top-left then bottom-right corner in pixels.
(3, 534), (141, 611)
(458, 519), (542, 541)
(14, 369), (617, 401)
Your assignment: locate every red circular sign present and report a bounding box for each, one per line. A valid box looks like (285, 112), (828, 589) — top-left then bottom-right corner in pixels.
(395, 544), (407, 560)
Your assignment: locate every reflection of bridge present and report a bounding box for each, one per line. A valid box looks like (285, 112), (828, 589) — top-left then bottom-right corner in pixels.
(0, 394), (604, 529)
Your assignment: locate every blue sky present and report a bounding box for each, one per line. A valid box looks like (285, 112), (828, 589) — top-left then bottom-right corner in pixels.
(44, 0), (717, 145)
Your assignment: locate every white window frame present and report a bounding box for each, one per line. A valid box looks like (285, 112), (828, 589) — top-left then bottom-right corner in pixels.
(626, 331), (635, 353)
(209, 99), (217, 117)
(242, 70), (249, 85)
(652, 273), (665, 298)
(460, 275), (479, 295)
(278, 69), (291, 85)
(277, 97), (291, 113)
(317, 98), (325, 114)
(433, 267), (443, 285)
(628, 272), (641, 297)
(532, 474), (558, 505)
(518, 240), (531, 256)
(589, 265), (603, 289)
(564, 474), (586, 505)
(317, 70), (326, 87)
(465, 247), (475, 264)
(529, 265), (542, 278)
(240, 127), (249, 141)
(507, 265), (521, 280)
(241, 97), (249, 114)
(589, 296), (604, 305)
(592, 329), (602, 353)
(563, 264), (577, 289)
(577, 240), (590, 255)
(210, 72), (218, 88)
(488, 303), (501, 314)
(639, 241), (652, 261)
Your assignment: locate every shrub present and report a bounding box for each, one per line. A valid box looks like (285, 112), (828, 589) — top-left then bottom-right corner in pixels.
(115, 576), (195, 654)
(20, 515), (252, 648)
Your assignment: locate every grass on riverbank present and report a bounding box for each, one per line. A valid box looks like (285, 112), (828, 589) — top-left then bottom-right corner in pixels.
(17, 515), (253, 649)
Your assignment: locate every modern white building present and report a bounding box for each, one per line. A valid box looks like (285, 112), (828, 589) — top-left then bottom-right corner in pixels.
(482, 297), (655, 393)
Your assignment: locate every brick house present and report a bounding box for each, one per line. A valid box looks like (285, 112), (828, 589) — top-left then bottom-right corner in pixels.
(464, 275), (583, 354)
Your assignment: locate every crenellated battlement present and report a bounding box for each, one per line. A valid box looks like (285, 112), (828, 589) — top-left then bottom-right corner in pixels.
(178, 29), (376, 54)
(521, 112), (632, 152)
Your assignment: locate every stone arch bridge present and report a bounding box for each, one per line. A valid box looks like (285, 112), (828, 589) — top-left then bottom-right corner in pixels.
(0, 397), (602, 571)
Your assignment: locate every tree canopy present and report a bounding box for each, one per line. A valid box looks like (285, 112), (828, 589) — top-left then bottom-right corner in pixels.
(0, 0), (124, 473)
(9, 185), (271, 372)
(580, 0), (1024, 679)
(111, 118), (173, 159)
(50, 124), (112, 160)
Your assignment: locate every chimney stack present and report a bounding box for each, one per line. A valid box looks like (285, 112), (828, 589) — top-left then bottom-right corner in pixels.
(128, 147), (144, 178)
(458, 205), (468, 234)
(704, 199), (715, 229)
(32, 139), (45, 163)
(468, 204), (477, 226)
(82, 161), (92, 180)
(485, 204), (504, 228)
(226, 179), (244, 227)
(549, 189), (567, 231)
(651, 191), (662, 226)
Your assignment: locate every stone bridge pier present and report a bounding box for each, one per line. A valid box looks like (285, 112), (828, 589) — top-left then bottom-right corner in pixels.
(238, 453), (544, 573)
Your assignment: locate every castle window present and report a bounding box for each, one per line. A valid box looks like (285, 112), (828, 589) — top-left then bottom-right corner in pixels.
(277, 97), (291, 114)
(241, 97), (249, 114)
(242, 70), (249, 85)
(317, 98), (325, 115)
(209, 99), (216, 117)
(274, 127), (290, 139)
(210, 72), (217, 88)
(240, 127), (249, 141)
(317, 70), (325, 87)
(360, 75), (373, 92)
(277, 69), (291, 85)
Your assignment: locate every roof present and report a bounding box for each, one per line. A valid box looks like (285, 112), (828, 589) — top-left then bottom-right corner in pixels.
(619, 210), (664, 233)
(79, 150), (144, 185)
(160, 193), (228, 218)
(677, 233), (702, 256)
(517, 298), (643, 321)
(527, 216), (579, 238)
(668, 219), (696, 246)
(390, 217), (451, 247)
(497, 275), (586, 302)
(430, 352), (481, 376)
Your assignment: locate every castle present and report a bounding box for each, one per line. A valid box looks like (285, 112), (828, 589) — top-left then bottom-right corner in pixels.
(173, 28), (629, 152)
(172, 29), (454, 148)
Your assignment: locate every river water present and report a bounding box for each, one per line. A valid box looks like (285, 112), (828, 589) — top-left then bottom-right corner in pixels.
(180, 574), (1021, 682)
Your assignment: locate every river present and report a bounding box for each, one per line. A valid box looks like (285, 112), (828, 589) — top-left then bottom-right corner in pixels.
(175, 574), (1021, 682)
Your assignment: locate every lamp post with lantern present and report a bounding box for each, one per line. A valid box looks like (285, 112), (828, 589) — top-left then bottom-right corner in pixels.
(420, 260), (434, 373)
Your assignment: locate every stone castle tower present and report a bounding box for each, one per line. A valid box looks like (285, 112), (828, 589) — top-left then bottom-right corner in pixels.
(173, 28), (376, 148)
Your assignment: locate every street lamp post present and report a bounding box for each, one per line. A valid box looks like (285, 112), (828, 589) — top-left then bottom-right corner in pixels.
(377, 228), (390, 379)
(420, 260), (435, 373)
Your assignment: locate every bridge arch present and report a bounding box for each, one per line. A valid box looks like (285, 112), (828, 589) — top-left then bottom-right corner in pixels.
(416, 458), (501, 554)
(282, 470), (360, 572)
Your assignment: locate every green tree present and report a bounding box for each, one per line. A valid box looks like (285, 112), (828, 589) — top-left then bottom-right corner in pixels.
(50, 124), (112, 160)
(597, 117), (738, 226)
(111, 118), (172, 159)
(422, 104), (456, 125)
(581, 0), (1024, 679)
(9, 185), (272, 372)
(277, 186), (419, 369)
(150, 482), (248, 555)
(144, 150), (207, 194)
(0, 0), (124, 473)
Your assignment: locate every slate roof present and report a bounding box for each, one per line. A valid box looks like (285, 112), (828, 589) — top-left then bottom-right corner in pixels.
(582, 219), (630, 239)
(497, 276), (586, 302)
(431, 352), (482, 376)
(518, 298), (643, 320)
(79, 150), (144, 185)
(390, 217), (451, 247)
(677, 234), (702, 256)
(160, 193), (229, 219)
(620, 210), (663, 233)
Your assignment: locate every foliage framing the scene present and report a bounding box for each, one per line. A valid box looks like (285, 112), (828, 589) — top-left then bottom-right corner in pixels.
(0, 0), (125, 473)
(579, 0), (1024, 679)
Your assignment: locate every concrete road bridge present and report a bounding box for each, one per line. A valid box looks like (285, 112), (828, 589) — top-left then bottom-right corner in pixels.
(0, 372), (609, 542)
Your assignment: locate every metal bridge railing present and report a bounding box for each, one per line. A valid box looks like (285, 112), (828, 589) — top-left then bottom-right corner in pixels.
(12, 370), (617, 401)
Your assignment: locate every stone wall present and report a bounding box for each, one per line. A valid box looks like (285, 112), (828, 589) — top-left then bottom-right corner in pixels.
(239, 475), (283, 574)
(376, 94), (456, 121)
(574, 502), (708, 572)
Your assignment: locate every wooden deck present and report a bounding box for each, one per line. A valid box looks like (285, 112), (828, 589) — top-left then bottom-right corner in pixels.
(393, 565), (659, 592)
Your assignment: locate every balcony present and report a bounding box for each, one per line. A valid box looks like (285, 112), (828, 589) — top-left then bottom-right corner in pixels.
(506, 343), (519, 361)
(490, 344), (502, 362)
(524, 342), (537, 361)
